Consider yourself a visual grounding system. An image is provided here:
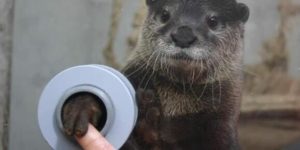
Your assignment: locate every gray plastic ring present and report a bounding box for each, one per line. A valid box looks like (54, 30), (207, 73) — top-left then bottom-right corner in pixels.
(37, 65), (137, 150)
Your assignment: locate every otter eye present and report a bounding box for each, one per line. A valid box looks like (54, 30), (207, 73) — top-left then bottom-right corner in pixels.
(207, 16), (219, 30)
(160, 9), (171, 23)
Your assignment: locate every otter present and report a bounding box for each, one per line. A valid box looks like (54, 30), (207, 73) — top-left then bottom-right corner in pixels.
(61, 0), (249, 149)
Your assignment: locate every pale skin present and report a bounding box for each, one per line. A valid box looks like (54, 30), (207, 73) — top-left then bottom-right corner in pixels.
(76, 124), (115, 150)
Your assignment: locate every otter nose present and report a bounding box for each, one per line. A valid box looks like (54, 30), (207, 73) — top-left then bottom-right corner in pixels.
(171, 26), (197, 48)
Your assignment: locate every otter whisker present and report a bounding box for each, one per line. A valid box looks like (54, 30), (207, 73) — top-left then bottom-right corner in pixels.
(218, 76), (222, 108)
(144, 52), (159, 89)
(126, 62), (147, 77)
(139, 51), (158, 88)
(146, 50), (158, 69)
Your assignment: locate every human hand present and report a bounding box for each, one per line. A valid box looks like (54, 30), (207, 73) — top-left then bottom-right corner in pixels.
(76, 124), (115, 150)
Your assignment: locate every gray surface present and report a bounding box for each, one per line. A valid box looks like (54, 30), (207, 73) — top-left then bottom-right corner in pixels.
(241, 0), (281, 65)
(114, 1), (140, 64)
(287, 15), (300, 78)
(0, 0), (13, 149)
(284, 140), (300, 150)
(9, 0), (139, 149)
(9, 0), (113, 149)
(242, 0), (300, 78)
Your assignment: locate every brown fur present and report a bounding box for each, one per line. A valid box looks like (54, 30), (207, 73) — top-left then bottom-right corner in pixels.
(119, 0), (248, 149)
(61, 0), (249, 149)
(121, 61), (242, 149)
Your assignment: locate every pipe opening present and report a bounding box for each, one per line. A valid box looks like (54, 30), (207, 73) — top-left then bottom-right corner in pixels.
(61, 92), (108, 132)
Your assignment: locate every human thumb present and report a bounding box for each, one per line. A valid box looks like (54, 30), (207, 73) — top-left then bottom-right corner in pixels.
(76, 124), (115, 150)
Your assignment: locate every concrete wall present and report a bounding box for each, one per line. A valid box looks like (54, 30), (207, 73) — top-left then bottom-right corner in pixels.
(241, 0), (281, 65)
(0, 0), (13, 149)
(8, 0), (138, 149)
(287, 14), (300, 78)
(242, 0), (300, 78)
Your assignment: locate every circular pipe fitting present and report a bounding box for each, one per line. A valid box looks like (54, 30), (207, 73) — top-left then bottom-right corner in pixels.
(55, 85), (114, 136)
(37, 65), (137, 149)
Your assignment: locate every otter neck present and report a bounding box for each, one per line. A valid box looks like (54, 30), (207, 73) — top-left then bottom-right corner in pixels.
(154, 75), (236, 117)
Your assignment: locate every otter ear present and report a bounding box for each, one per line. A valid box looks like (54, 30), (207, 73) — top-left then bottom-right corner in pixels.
(236, 3), (250, 23)
(146, 0), (157, 6)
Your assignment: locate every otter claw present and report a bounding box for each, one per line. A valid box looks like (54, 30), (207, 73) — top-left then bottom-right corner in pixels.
(61, 93), (102, 137)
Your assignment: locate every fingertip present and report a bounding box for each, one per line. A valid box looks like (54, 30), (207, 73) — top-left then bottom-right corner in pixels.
(76, 124), (115, 150)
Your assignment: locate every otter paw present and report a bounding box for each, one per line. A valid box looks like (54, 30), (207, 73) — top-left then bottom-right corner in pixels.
(62, 92), (103, 137)
(136, 88), (161, 126)
(136, 88), (156, 106)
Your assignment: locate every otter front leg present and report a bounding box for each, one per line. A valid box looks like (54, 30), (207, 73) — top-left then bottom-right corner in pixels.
(122, 88), (162, 149)
(204, 119), (240, 150)
(62, 92), (104, 137)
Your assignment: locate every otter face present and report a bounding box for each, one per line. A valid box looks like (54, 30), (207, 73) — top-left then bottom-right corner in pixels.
(141, 0), (249, 83)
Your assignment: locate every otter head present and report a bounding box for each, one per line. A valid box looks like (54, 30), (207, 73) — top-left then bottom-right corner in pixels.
(138, 0), (249, 83)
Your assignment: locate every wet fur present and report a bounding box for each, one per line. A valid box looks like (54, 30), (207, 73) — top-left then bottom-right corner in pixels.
(121, 0), (248, 149)
(121, 58), (242, 150)
(61, 0), (249, 149)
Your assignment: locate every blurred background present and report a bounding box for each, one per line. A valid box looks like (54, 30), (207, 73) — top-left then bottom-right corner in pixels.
(0, 0), (299, 149)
